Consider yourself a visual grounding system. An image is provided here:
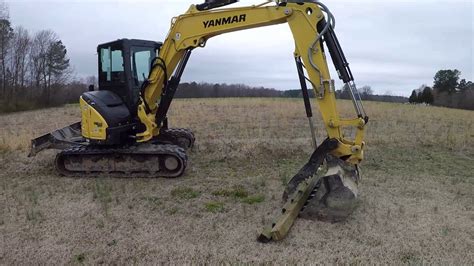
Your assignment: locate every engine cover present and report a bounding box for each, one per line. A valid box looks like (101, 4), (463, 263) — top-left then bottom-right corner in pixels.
(80, 90), (134, 145)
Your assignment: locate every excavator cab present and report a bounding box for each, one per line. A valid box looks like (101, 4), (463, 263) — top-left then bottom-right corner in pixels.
(96, 39), (162, 115)
(29, 39), (163, 153)
(79, 39), (163, 144)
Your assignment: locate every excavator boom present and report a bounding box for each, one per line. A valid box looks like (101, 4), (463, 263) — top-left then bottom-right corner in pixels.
(137, 0), (366, 164)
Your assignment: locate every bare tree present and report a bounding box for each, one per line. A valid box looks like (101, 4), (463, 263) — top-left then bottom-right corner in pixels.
(30, 30), (52, 88)
(0, 0), (8, 20)
(85, 75), (98, 88)
(9, 26), (30, 91)
(29, 30), (70, 103)
(359, 85), (373, 99)
(0, 8), (12, 95)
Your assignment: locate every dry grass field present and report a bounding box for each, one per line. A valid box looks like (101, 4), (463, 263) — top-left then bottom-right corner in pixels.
(1, 98), (473, 264)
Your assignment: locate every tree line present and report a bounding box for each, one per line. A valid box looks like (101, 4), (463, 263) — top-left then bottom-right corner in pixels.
(335, 85), (407, 103)
(174, 82), (410, 104)
(175, 82), (282, 98)
(281, 85), (407, 103)
(0, 3), (76, 112)
(408, 69), (474, 110)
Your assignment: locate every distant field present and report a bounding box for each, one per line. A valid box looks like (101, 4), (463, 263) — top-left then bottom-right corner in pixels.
(1, 98), (473, 264)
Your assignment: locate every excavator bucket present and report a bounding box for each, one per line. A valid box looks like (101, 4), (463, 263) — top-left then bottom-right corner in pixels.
(29, 122), (85, 157)
(258, 140), (360, 243)
(299, 155), (360, 222)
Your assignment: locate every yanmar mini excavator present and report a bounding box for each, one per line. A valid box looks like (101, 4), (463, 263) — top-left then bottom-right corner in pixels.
(30, 0), (368, 242)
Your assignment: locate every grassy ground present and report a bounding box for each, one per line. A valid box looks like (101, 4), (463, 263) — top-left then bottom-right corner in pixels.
(1, 98), (473, 264)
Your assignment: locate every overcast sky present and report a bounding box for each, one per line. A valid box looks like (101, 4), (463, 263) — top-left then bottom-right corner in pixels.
(7, 0), (473, 96)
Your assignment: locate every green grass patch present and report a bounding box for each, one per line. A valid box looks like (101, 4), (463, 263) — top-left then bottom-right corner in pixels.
(171, 187), (201, 200)
(24, 186), (39, 205)
(142, 196), (161, 210)
(166, 207), (179, 215)
(212, 186), (265, 205)
(241, 195), (265, 204)
(399, 251), (422, 265)
(142, 196), (161, 205)
(93, 180), (113, 216)
(212, 185), (249, 198)
(204, 201), (225, 213)
(0, 143), (10, 154)
(26, 209), (44, 223)
(73, 253), (86, 264)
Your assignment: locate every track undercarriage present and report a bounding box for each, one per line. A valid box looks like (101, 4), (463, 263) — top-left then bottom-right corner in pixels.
(30, 123), (195, 178)
(55, 143), (188, 178)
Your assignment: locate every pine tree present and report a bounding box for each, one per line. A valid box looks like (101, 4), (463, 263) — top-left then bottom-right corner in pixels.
(416, 91), (423, 103)
(46, 40), (70, 88)
(408, 90), (418, 103)
(421, 86), (434, 104)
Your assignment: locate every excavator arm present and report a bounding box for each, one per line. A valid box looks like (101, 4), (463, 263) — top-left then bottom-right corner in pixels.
(138, 0), (367, 165)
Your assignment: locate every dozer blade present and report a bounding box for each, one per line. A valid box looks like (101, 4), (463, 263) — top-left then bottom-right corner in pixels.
(29, 122), (85, 157)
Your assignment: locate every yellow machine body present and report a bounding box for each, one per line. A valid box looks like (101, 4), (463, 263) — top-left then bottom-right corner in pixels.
(79, 96), (108, 141)
(29, 1), (369, 240)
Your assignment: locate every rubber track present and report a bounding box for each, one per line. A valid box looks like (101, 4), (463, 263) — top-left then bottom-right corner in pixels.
(158, 128), (195, 149)
(55, 144), (187, 178)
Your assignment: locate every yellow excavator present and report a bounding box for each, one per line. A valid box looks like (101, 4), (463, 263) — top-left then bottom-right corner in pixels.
(30, 0), (368, 242)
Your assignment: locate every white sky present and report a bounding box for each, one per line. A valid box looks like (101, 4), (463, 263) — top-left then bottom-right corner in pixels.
(7, 0), (474, 96)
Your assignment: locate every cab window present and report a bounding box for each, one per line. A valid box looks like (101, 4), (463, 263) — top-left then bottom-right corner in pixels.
(131, 47), (156, 87)
(100, 47), (125, 83)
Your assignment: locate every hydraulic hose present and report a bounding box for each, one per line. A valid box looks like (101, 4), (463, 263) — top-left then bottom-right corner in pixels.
(308, 0), (335, 74)
(306, 1), (367, 120)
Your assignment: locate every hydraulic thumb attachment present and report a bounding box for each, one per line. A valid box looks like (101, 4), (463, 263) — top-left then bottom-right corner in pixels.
(283, 138), (338, 200)
(258, 139), (360, 243)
